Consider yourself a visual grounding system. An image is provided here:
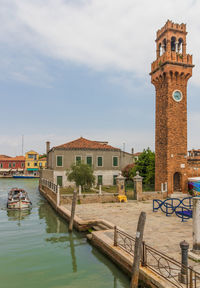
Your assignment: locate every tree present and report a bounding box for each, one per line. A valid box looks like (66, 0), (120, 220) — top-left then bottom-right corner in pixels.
(67, 162), (95, 191)
(39, 153), (47, 159)
(122, 163), (135, 180)
(130, 148), (155, 186)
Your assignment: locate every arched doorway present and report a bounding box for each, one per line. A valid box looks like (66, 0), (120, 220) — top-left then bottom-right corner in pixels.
(173, 172), (182, 192)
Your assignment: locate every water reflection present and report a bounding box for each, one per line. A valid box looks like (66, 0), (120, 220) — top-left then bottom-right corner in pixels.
(91, 246), (129, 288)
(39, 201), (129, 286)
(0, 179), (129, 288)
(7, 209), (31, 221)
(39, 201), (79, 272)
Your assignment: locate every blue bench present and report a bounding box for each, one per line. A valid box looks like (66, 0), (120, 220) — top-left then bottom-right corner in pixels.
(153, 197), (193, 222)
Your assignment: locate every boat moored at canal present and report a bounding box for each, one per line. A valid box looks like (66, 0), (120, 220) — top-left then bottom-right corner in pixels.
(7, 188), (32, 210)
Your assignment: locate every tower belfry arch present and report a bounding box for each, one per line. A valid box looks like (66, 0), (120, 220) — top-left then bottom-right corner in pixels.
(150, 20), (194, 194)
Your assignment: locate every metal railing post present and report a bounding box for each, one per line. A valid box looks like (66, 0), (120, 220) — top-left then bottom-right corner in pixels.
(189, 267), (193, 288)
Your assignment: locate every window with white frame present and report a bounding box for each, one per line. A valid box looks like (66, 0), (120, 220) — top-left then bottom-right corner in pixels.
(97, 156), (103, 167)
(56, 156), (63, 167)
(113, 156), (119, 167)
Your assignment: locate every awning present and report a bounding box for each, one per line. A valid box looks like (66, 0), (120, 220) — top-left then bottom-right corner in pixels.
(188, 177), (200, 182)
(27, 168), (38, 171)
(0, 169), (11, 172)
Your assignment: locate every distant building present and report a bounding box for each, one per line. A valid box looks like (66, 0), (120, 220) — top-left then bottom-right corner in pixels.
(133, 152), (142, 162)
(41, 137), (134, 187)
(0, 155), (25, 176)
(25, 151), (39, 175)
(188, 149), (200, 177)
(38, 156), (47, 169)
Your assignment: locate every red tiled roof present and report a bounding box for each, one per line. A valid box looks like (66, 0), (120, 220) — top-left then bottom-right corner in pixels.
(54, 137), (120, 151)
(39, 157), (47, 161)
(0, 156), (25, 161)
(0, 155), (11, 158)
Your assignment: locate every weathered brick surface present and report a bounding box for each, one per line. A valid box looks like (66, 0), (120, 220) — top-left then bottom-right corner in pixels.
(150, 21), (194, 194)
(61, 193), (117, 205)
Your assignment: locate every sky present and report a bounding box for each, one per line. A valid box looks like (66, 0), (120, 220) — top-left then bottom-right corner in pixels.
(0, 0), (200, 156)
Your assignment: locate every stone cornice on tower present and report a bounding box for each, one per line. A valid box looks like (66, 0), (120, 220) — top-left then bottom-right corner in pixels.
(156, 20), (187, 41)
(150, 20), (194, 83)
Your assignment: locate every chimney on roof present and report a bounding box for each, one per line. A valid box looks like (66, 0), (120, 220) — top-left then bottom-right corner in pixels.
(46, 141), (50, 169)
(46, 141), (50, 154)
(131, 148), (134, 155)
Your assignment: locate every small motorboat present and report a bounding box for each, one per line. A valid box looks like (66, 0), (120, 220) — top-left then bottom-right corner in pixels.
(7, 188), (32, 210)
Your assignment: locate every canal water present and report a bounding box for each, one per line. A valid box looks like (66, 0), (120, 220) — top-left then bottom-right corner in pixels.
(0, 179), (129, 288)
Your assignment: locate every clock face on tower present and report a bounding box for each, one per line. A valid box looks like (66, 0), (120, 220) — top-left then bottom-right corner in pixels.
(172, 90), (183, 102)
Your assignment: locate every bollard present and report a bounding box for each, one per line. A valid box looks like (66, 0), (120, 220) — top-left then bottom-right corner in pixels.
(178, 240), (189, 284)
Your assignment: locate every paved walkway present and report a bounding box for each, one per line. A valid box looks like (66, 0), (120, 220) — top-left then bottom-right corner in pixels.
(63, 200), (200, 271)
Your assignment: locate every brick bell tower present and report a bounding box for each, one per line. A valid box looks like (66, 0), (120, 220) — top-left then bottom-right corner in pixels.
(150, 20), (194, 194)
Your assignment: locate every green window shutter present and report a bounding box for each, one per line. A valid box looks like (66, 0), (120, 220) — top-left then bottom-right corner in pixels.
(113, 175), (117, 185)
(13, 163), (15, 167)
(57, 156), (63, 166)
(98, 175), (103, 185)
(76, 156), (81, 165)
(97, 157), (102, 167)
(87, 156), (92, 167)
(113, 157), (118, 167)
(57, 176), (63, 187)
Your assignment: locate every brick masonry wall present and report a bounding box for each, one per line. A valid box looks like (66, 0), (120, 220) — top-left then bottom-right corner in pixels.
(153, 73), (190, 194)
(61, 194), (118, 205)
(141, 191), (167, 201)
(151, 22), (193, 194)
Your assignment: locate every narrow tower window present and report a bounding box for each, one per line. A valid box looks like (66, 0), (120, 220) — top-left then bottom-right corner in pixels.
(178, 38), (183, 54)
(171, 37), (176, 51)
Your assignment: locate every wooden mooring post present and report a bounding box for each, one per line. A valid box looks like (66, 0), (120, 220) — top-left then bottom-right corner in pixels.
(130, 211), (146, 288)
(69, 190), (77, 232)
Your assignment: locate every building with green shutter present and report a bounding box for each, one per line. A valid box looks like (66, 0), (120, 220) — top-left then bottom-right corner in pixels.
(41, 137), (133, 187)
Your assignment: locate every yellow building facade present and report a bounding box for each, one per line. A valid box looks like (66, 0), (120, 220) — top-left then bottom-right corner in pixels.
(25, 151), (47, 175)
(38, 157), (47, 169)
(25, 151), (39, 175)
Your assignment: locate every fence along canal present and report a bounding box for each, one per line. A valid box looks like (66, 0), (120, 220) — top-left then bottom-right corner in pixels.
(114, 227), (200, 288)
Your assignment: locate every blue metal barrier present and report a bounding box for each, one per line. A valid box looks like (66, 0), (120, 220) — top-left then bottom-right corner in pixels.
(153, 197), (193, 222)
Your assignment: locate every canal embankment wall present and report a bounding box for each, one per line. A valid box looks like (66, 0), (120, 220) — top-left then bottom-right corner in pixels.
(39, 183), (173, 288)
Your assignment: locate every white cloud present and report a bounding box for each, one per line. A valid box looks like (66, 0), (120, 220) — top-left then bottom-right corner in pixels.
(188, 112), (200, 149)
(1, 0), (200, 85)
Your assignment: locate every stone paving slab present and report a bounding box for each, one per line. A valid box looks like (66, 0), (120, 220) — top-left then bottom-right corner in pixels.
(63, 200), (200, 272)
